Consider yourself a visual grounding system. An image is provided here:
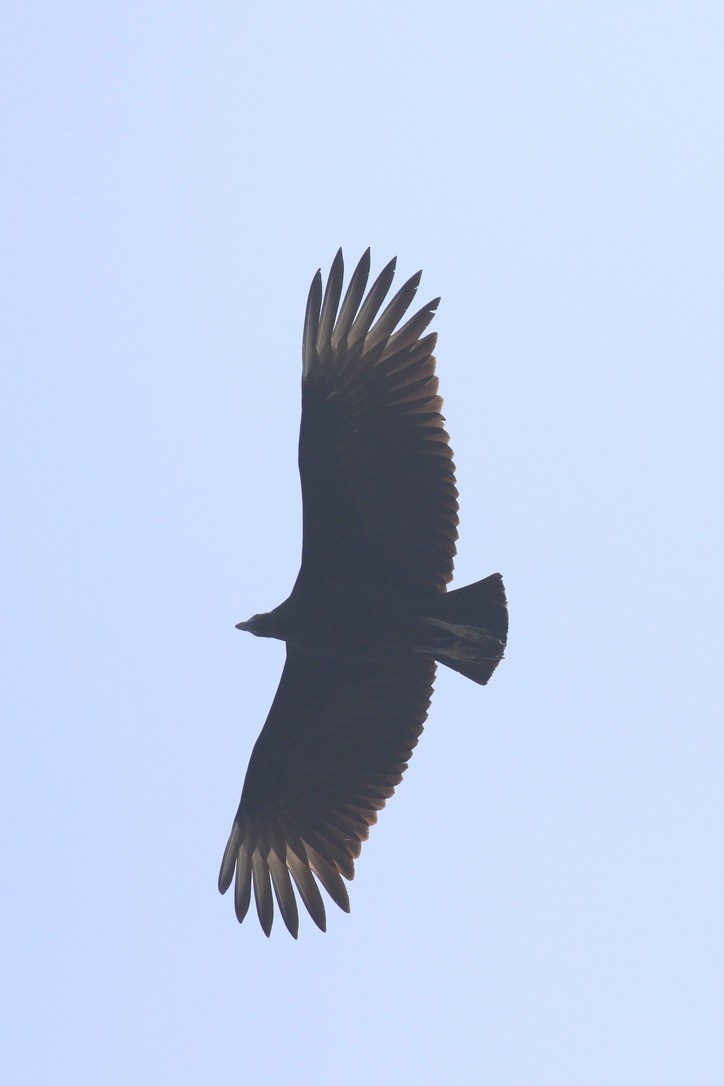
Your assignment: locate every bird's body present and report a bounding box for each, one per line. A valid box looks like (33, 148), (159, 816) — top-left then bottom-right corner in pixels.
(239, 577), (433, 659)
(219, 250), (508, 937)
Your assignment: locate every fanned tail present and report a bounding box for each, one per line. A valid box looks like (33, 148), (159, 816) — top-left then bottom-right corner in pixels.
(418, 573), (508, 685)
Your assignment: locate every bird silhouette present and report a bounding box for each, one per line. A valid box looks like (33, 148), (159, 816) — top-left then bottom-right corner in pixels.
(219, 250), (508, 937)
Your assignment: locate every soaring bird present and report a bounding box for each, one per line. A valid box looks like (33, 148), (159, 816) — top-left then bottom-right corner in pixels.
(219, 250), (508, 937)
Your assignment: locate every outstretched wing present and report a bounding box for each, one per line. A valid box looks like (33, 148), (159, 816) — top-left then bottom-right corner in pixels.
(219, 650), (435, 937)
(297, 249), (458, 596)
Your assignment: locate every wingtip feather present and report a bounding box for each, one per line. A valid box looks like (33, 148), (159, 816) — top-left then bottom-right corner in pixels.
(219, 822), (241, 894)
(316, 250), (345, 363)
(252, 851), (274, 936)
(302, 269), (323, 378)
(233, 845), (252, 923)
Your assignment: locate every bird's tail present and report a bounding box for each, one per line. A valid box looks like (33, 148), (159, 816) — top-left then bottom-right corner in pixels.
(417, 573), (508, 685)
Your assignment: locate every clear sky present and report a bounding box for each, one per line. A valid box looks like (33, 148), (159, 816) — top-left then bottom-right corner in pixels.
(3, 2), (723, 1083)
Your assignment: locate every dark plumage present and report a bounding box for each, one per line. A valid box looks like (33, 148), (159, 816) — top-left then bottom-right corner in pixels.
(219, 250), (508, 937)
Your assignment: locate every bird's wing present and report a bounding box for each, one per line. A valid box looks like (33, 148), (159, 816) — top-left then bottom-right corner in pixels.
(218, 648), (435, 937)
(298, 249), (459, 595)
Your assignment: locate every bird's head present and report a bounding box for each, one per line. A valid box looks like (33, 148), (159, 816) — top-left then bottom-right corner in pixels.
(235, 611), (277, 638)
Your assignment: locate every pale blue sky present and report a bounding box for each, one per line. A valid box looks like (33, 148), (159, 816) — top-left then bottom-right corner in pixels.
(3, 3), (723, 1083)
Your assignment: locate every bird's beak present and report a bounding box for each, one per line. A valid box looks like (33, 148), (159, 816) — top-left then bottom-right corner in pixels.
(235, 620), (251, 631)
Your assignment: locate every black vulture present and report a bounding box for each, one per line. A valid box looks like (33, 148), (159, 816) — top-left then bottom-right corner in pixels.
(218, 249), (508, 937)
